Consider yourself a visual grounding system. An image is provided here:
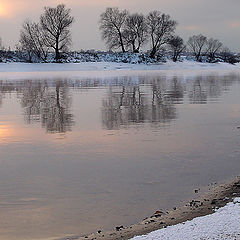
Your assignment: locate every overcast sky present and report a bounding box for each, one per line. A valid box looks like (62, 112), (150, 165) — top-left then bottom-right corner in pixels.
(0, 0), (240, 51)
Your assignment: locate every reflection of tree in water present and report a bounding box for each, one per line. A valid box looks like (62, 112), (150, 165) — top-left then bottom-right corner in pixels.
(102, 86), (147, 129)
(102, 77), (180, 130)
(20, 80), (74, 133)
(0, 73), (239, 132)
(0, 82), (4, 108)
(205, 76), (221, 99)
(188, 77), (207, 104)
(102, 73), (240, 130)
(188, 74), (236, 104)
(0, 81), (17, 108)
(168, 77), (184, 102)
(151, 78), (177, 125)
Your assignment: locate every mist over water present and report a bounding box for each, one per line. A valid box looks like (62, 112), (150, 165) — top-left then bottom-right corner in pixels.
(0, 72), (240, 239)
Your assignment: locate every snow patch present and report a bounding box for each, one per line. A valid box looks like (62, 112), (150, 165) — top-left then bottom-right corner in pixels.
(233, 198), (240, 203)
(131, 198), (240, 240)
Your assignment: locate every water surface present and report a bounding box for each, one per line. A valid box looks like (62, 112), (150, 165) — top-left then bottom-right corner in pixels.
(0, 71), (240, 239)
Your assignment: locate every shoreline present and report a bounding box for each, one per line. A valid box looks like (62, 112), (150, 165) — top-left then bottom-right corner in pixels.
(65, 176), (240, 240)
(0, 61), (240, 82)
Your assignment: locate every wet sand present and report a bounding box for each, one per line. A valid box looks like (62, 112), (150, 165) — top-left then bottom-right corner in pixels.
(64, 176), (240, 240)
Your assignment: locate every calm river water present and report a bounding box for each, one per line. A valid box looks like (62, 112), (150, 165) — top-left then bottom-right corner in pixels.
(0, 70), (240, 239)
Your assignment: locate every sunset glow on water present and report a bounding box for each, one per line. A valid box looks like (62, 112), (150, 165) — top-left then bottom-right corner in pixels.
(0, 71), (240, 239)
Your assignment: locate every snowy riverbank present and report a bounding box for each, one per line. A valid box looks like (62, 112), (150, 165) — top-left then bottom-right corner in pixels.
(0, 60), (240, 81)
(131, 198), (240, 240)
(61, 177), (240, 240)
(0, 60), (240, 72)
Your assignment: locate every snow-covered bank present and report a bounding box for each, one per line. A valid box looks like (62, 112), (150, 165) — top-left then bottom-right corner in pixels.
(131, 198), (240, 240)
(0, 61), (240, 81)
(0, 61), (240, 72)
(73, 178), (240, 240)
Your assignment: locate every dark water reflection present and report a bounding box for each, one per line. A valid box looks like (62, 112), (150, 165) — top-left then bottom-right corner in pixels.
(0, 72), (240, 240)
(20, 81), (74, 133)
(1, 73), (237, 132)
(102, 83), (178, 130)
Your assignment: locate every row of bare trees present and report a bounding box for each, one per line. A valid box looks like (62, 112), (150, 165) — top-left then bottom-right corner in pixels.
(99, 8), (178, 58)
(0, 5), (237, 63)
(99, 8), (237, 63)
(187, 34), (238, 63)
(188, 34), (223, 62)
(18, 4), (74, 62)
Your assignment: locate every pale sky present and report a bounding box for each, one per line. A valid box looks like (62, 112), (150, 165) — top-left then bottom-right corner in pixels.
(0, 0), (240, 51)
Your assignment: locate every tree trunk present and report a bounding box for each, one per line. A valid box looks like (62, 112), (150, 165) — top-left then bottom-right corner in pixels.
(172, 51), (178, 62)
(55, 48), (60, 61)
(132, 42), (136, 53)
(196, 53), (202, 62)
(150, 47), (157, 58)
(118, 31), (125, 53)
(55, 39), (60, 61)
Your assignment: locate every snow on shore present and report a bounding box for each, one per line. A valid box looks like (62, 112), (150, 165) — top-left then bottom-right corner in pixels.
(0, 60), (239, 72)
(0, 61), (239, 81)
(131, 198), (240, 240)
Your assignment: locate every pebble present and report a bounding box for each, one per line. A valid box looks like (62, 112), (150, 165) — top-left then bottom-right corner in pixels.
(211, 199), (217, 205)
(116, 226), (124, 231)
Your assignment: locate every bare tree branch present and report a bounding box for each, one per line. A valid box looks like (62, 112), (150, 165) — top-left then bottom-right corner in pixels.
(123, 13), (148, 53)
(168, 35), (186, 62)
(40, 4), (74, 61)
(19, 20), (49, 62)
(147, 11), (177, 58)
(205, 38), (222, 62)
(99, 7), (128, 52)
(187, 34), (208, 62)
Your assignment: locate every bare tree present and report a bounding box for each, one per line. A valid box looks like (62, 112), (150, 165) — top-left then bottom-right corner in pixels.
(205, 38), (222, 62)
(219, 47), (231, 62)
(146, 11), (177, 58)
(19, 20), (49, 62)
(219, 47), (239, 64)
(168, 35), (186, 62)
(187, 34), (207, 62)
(0, 38), (3, 61)
(0, 37), (4, 51)
(40, 4), (74, 61)
(99, 7), (128, 52)
(123, 13), (148, 53)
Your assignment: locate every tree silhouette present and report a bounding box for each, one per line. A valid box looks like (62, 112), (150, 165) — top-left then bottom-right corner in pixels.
(99, 7), (128, 52)
(40, 4), (74, 61)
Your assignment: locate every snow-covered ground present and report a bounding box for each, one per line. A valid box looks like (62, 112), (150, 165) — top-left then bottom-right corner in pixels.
(131, 198), (240, 240)
(0, 61), (240, 81)
(0, 60), (240, 72)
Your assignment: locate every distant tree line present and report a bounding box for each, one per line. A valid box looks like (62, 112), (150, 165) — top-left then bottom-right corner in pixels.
(99, 8), (178, 59)
(99, 7), (239, 63)
(0, 5), (239, 64)
(187, 34), (237, 63)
